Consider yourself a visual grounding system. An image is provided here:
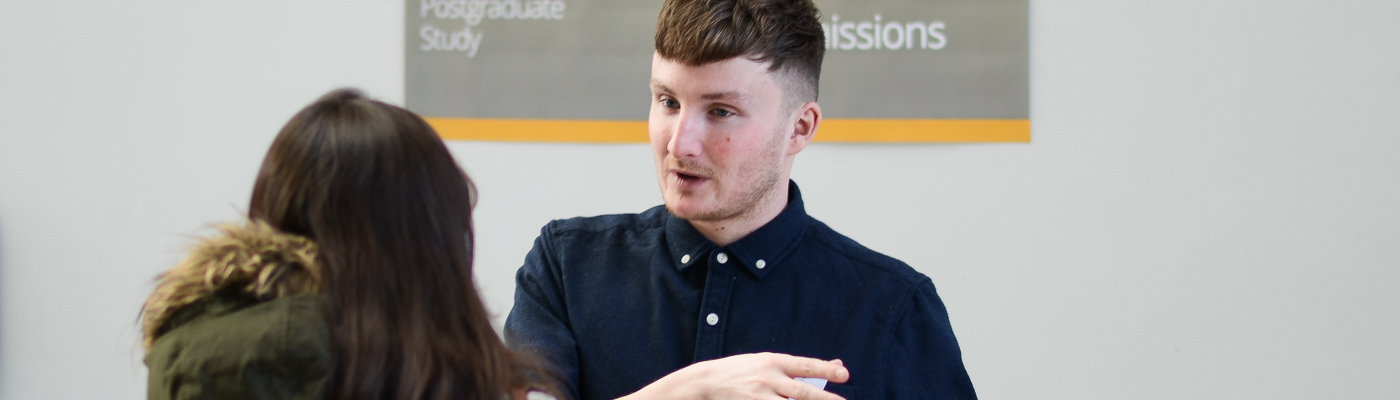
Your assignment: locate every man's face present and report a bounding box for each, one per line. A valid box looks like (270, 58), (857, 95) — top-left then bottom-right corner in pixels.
(648, 53), (797, 223)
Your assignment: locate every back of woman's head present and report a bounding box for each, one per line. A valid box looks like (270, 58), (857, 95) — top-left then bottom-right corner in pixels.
(250, 89), (529, 399)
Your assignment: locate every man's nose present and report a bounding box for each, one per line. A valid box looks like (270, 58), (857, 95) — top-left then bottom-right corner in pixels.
(667, 110), (703, 158)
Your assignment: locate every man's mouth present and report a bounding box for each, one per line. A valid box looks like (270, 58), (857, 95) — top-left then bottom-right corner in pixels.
(670, 168), (712, 187)
(675, 171), (704, 182)
(666, 158), (713, 187)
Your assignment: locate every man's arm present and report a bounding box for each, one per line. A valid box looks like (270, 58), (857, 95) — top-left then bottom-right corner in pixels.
(619, 353), (849, 400)
(505, 228), (581, 400)
(880, 281), (977, 399)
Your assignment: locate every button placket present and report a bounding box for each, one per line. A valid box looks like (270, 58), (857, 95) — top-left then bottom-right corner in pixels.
(692, 249), (736, 362)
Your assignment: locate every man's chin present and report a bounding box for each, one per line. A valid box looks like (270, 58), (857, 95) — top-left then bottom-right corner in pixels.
(664, 205), (692, 220)
(663, 201), (701, 220)
(663, 197), (708, 221)
(665, 200), (738, 223)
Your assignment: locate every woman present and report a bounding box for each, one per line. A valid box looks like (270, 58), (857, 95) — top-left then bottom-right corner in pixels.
(140, 89), (555, 399)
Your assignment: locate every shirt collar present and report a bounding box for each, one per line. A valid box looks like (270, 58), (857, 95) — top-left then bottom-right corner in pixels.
(664, 180), (810, 279)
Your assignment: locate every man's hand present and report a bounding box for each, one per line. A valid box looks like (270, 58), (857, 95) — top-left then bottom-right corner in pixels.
(619, 353), (850, 400)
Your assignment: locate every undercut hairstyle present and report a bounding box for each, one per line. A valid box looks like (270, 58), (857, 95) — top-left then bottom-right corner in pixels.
(655, 0), (826, 107)
(250, 89), (556, 400)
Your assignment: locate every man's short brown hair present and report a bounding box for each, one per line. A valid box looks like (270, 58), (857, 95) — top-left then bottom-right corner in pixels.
(655, 0), (825, 105)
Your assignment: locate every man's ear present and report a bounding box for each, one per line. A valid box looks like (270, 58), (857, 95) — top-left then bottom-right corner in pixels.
(787, 101), (820, 156)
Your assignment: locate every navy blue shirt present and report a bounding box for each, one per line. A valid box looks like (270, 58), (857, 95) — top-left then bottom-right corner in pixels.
(506, 182), (975, 400)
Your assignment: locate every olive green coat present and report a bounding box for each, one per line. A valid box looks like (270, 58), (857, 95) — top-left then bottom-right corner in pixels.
(142, 222), (331, 400)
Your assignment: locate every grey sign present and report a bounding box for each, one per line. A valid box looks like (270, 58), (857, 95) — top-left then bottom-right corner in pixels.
(405, 0), (1028, 121)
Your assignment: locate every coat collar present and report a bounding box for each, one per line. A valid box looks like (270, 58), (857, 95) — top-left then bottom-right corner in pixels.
(141, 220), (321, 350)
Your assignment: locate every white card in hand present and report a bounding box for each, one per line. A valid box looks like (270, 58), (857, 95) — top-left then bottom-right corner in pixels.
(789, 377), (829, 400)
(795, 377), (828, 389)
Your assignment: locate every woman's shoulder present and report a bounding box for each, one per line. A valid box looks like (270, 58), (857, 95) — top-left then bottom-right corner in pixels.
(146, 293), (332, 400)
(141, 220), (329, 399)
(151, 293), (329, 352)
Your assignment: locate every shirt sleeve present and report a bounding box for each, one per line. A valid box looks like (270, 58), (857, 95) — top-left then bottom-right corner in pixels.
(879, 280), (978, 399)
(505, 223), (582, 400)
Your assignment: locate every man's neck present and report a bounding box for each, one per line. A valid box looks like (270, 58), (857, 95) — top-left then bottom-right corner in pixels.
(687, 185), (789, 247)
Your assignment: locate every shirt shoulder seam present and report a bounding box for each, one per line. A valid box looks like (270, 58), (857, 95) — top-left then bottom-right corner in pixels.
(802, 223), (930, 287)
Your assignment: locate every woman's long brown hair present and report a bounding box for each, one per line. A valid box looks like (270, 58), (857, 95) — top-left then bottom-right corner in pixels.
(249, 89), (550, 399)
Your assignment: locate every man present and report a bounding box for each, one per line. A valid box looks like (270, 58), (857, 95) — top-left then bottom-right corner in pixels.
(505, 0), (976, 399)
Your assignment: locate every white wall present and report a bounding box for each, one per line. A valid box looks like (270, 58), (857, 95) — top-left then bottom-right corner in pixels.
(2, 0), (1397, 399)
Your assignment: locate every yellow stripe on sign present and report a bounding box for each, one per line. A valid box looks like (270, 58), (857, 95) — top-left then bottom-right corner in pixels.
(425, 118), (1030, 143)
(426, 118), (646, 143)
(817, 119), (1030, 143)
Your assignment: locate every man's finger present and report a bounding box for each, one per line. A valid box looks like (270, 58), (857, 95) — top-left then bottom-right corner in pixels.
(775, 355), (850, 383)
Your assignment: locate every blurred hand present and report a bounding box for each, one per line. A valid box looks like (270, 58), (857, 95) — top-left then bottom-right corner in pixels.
(620, 352), (849, 400)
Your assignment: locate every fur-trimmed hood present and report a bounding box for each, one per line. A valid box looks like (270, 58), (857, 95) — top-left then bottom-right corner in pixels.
(141, 220), (322, 351)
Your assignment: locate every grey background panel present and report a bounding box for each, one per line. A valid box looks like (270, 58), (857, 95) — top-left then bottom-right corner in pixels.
(816, 0), (1029, 119)
(406, 0), (661, 120)
(406, 0), (1028, 120)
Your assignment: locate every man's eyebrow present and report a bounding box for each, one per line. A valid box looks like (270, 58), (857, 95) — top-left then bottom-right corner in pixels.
(700, 91), (745, 101)
(650, 80), (748, 103)
(650, 80), (673, 95)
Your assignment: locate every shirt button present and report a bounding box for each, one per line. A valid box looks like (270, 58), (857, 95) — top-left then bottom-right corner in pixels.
(706, 313), (719, 326)
(756, 259), (766, 269)
(681, 254), (691, 264)
(716, 253), (729, 264)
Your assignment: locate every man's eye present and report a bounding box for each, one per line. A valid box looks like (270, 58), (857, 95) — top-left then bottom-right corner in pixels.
(711, 108), (735, 117)
(660, 99), (679, 109)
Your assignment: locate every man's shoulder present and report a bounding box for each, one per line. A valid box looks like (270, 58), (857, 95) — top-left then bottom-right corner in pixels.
(803, 218), (931, 288)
